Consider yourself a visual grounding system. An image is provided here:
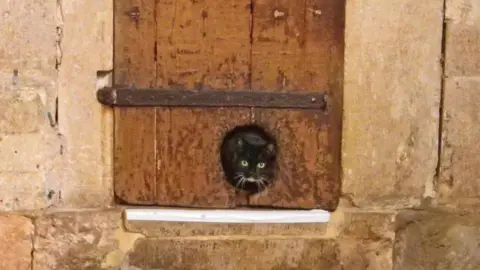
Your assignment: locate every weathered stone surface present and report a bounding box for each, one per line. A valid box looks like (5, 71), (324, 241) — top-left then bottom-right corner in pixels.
(339, 239), (393, 270)
(394, 211), (480, 270)
(0, 172), (45, 211)
(33, 210), (121, 270)
(336, 211), (395, 270)
(445, 0), (480, 76)
(0, 0), (56, 80)
(339, 211), (396, 240)
(126, 220), (327, 238)
(440, 78), (480, 205)
(0, 92), (44, 133)
(0, 215), (33, 270)
(342, 0), (443, 209)
(0, 133), (60, 172)
(103, 220), (145, 270)
(126, 238), (339, 270)
(53, 0), (114, 208)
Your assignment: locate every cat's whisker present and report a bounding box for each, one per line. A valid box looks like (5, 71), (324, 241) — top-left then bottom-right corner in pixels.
(237, 176), (244, 188)
(258, 180), (265, 189)
(258, 178), (267, 189)
(236, 176), (245, 188)
(241, 177), (247, 188)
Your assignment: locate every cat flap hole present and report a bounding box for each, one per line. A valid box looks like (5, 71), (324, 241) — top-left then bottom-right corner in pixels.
(220, 124), (279, 195)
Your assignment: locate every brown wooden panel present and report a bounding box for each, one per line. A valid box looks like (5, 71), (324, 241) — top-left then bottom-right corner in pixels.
(315, 116), (341, 211)
(114, 0), (157, 88)
(114, 0), (157, 204)
(249, 110), (326, 208)
(251, 0), (306, 92)
(114, 108), (156, 204)
(251, 0), (344, 92)
(156, 108), (250, 208)
(250, 0), (344, 209)
(305, 0), (345, 211)
(303, 0), (345, 92)
(155, 0), (251, 90)
(250, 0), (313, 208)
(154, 0), (252, 207)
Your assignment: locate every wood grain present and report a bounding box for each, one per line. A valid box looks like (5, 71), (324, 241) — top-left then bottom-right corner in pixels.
(303, 0), (345, 92)
(154, 0), (252, 207)
(114, 108), (156, 204)
(250, 0), (345, 209)
(155, 0), (251, 90)
(251, 0), (306, 92)
(156, 108), (250, 208)
(114, 0), (157, 88)
(251, 0), (344, 92)
(113, 0), (157, 204)
(315, 116), (341, 211)
(305, 0), (345, 211)
(249, 110), (328, 209)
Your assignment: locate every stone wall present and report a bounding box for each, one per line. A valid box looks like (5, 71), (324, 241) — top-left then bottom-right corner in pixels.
(0, 0), (478, 269)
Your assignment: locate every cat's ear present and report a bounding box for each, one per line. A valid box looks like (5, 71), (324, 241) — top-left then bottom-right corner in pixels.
(266, 143), (276, 155)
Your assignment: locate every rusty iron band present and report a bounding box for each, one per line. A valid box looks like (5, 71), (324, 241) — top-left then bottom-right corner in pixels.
(97, 87), (328, 110)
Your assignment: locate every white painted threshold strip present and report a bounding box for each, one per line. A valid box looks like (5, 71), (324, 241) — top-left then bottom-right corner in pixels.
(125, 208), (331, 223)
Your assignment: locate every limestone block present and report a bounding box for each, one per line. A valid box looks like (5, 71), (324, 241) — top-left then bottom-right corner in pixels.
(0, 91), (44, 133)
(54, 0), (113, 208)
(33, 210), (121, 270)
(338, 240), (393, 270)
(126, 238), (339, 270)
(0, 215), (33, 270)
(445, 0), (480, 76)
(0, 133), (60, 172)
(0, 172), (45, 211)
(339, 211), (396, 240)
(394, 211), (480, 270)
(439, 78), (480, 205)
(0, 0), (56, 80)
(342, 0), (443, 209)
(337, 211), (396, 270)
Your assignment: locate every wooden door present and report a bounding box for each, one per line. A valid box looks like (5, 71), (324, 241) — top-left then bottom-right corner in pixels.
(104, 0), (345, 211)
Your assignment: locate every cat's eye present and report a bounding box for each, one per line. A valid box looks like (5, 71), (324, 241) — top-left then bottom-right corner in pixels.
(257, 162), (266, 168)
(240, 160), (248, 167)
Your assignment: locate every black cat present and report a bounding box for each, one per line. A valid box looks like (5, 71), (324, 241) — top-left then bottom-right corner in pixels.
(220, 125), (278, 194)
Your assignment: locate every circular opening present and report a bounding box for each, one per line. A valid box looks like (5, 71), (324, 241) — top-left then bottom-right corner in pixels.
(220, 124), (278, 194)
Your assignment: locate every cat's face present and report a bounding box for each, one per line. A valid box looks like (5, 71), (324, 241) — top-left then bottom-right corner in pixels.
(232, 138), (276, 190)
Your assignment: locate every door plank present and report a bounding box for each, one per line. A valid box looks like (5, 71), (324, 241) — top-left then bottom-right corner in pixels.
(155, 0), (252, 207)
(156, 108), (250, 208)
(114, 108), (156, 204)
(305, 0), (345, 210)
(156, 0), (251, 90)
(113, 0), (157, 204)
(303, 0), (346, 91)
(250, 110), (328, 208)
(250, 0), (344, 209)
(251, 0), (306, 92)
(249, 0), (314, 208)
